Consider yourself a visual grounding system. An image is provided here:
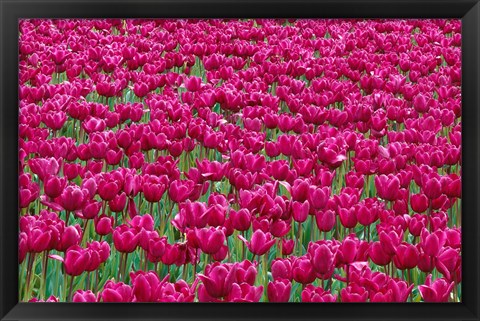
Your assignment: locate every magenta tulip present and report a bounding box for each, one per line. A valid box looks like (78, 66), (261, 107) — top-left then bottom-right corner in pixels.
(238, 229), (275, 256)
(267, 279), (291, 302)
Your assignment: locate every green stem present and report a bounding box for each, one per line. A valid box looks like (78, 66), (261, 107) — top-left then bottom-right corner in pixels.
(182, 264), (188, 281)
(81, 219), (90, 247)
(408, 269), (413, 302)
(67, 275), (74, 301)
(296, 222), (303, 256)
(19, 259), (27, 298)
(23, 253), (35, 301)
(65, 211), (70, 226)
(63, 271), (68, 301)
(262, 254), (268, 285)
(41, 251), (49, 300)
(310, 215), (315, 242)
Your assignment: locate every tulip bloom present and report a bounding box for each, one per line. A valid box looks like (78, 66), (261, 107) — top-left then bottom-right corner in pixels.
(309, 243), (334, 278)
(130, 271), (164, 302)
(113, 226), (140, 253)
(143, 176), (167, 203)
(100, 281), (133, 302)
(271, 258), (293, 281)
(337, 237), (359, 265)
(435, 247), (461, 281)
(315, 210), (336, 232)
(72, 290), (97, 302)
(168, 179), (195, 203)
(238, 230), (275, 257)
(393, 243), (420, 270)
(292, 257), (316, 285)
(94, 215), (114, 236)
(423, 176), (443, 200)
(291, 201), (310, 223)
(418, 275), (454, 302)
(229, 209), (251, 231)
(308, 186), (330, 210)
(368, 241), (391, 266)
(375, 174), (400, 201)
(58, 185), (87, 212)
(302, 285), (337, 302)
(340, 284), (369, 302)
(267, 279), (291, 302)
(43, 175), (67, 199)
(195, 227), (226, 255)
(49, 245), (90, 276)
(281, 239), (294, 256)
(197, 264), (237, 299)
(410, 194), (429, 213)
(420, 228), (446, 257)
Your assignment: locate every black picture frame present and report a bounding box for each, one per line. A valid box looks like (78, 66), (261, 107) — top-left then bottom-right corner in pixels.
(1, 0), (479, 320)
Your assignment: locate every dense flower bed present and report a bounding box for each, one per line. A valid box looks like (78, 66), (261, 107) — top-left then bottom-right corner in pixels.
(19, 18), (461, 302)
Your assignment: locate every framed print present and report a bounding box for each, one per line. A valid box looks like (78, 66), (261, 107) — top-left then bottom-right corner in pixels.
(1, 0), (479, 320)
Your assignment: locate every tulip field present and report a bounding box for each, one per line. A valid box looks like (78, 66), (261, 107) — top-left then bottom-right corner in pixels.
(18, 18), (462, 303)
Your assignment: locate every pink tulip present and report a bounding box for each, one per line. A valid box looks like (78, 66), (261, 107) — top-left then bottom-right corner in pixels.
(232, 260), (257, 285)
(308, 186), (330, 210)
(184, 76), (202, 92)
(197, 264), (237, 299)
(19, 232), (28, 263)
(72, 290), (97, 302)
(337, 237), (358, 265)
(292, 257), (316, 285)
(315, 209), (336, 232)
(302, 285), (337, 302)
(44, 175), (67, 199)
(130, 271), (164, 302)
(420, 228), (446, 257)
(368, 241), (391, 266)
(271, 258), (293, 281)
(97, 180), (120, 202)
(226, 283), (263, 302)
(56, 225), (82, 251)
(375, 174), (400, 201)
(58, 185), (87, 212)
(238, 229), (275, 256)
(168, 179), (195, 203)
(267, 279), (291, 302)
(408, 214), (428, 237)
(281, 239), (294, 256)
(379, 230), (403, 256)
(435, 247), (461, 282)
(143, 175), (168, 203)
(57, 245), (90, 276)
(309, 243), (334, 278)
(338, 208), (357, 229)
(291, 179), (310, 202)
(79, 200), (102, 219)
(100, 281), (133, 302)
(94, 215), (114, 236)
(418, 275), (454, 302)
(340, 284), (368, 302)
(393, 243), (419, 270)
(229, 209), (251, 231)
(195, 227), (226, 255)
(28, 157), (61, 181)
(423, 176), (442, 200)
(113, 225), (140, 253)
(291, 200), (310, 223)
(410, 194), (429, 213)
